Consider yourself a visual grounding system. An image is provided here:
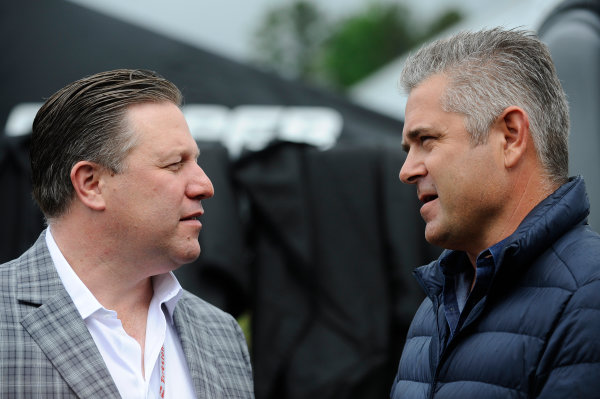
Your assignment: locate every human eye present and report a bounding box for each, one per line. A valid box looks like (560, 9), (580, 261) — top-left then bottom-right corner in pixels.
(418, 134), (438, 148)
(166, 160), (184, 171)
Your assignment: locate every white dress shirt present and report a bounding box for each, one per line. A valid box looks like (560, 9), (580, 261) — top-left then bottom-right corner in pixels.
(46, 228), (196, 398)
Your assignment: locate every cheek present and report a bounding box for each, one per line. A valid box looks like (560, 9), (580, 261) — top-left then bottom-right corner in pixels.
(154, 185), (188, 214)
(430, 156), (467, 195)
(435, 160), (484, 209)
(142, 176), (180, 200)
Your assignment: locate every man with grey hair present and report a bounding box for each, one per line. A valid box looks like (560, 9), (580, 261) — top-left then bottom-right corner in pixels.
(391, 28), (600, 398)
(0, 69), (254, 398)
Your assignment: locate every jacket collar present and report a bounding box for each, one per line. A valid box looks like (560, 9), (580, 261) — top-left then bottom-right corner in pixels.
(414, 176), (590, 298)
(499, 176), (589, 266)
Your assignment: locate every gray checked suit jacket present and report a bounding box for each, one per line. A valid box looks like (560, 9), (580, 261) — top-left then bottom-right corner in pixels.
(0, 231), (254, 398)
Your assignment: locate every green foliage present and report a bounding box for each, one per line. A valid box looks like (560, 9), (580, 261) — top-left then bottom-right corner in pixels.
(321, 3), (415, 88)
(251, 1), (463, 90)
(237, 312), (252, 351)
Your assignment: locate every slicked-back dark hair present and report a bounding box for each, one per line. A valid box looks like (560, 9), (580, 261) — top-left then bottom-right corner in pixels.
(31, 69), (182, 219)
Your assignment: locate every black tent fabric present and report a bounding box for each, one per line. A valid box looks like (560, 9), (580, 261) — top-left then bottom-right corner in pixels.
(234, 143), (437, 398)
(0, 134), (45, 261)
(1, 1), (440, 397)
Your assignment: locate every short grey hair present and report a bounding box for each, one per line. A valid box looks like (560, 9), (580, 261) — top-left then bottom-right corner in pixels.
(400, 28), (569, 185)
(31, 69), (183, 219)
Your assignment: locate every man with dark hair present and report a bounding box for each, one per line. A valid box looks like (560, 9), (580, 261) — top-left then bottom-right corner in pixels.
(0, 69), (254, 398)
(391, 28), (600, 398)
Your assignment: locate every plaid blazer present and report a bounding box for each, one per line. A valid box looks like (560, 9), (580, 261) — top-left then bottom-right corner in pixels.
(0, 231), (254, 398)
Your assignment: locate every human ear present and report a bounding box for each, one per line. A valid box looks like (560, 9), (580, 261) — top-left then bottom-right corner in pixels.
(497, 106), (530, 169)
(70, 161), (107, 211)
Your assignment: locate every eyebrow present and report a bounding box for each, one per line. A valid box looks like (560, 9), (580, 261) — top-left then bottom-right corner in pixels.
(160, 146), (200, 163)
(401, 129), (422, 153)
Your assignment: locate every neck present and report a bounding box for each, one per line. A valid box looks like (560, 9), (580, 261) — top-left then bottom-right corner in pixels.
(466, 167), (557, 267)
(48, 219), (155, 324)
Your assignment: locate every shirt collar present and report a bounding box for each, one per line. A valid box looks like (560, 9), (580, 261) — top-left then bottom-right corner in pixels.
(151, 271), (183, 324)
(46, 227), (183, 323)
(475, 237), (507, 269)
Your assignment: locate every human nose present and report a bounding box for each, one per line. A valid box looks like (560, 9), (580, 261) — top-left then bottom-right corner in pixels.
(399, 151), (426, 184)
(187, 163), (214, 200)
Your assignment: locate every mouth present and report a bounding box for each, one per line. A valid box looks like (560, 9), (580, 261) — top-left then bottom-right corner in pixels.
(419, 194), (438, 204)
(180, 210), (204, 226)
(180, 215), (201, 222)
(180, 205), (204, 222)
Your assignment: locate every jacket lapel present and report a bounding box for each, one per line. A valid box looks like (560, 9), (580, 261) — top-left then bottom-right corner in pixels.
(173, 297), (221, 398)
(17, 233), (120, 398)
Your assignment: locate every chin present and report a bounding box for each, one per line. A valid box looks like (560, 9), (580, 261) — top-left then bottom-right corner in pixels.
(424, 224), (450, 248)
(172, 245), (201, 267)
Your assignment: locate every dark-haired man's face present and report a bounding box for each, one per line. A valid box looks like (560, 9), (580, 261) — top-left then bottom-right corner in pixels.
(101, 102), (214, 275)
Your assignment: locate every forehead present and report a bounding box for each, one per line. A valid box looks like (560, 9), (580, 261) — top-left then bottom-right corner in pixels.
(401, 74), (470, 150)
(125, 101), (198, 157)
(403, 74), (448, 126)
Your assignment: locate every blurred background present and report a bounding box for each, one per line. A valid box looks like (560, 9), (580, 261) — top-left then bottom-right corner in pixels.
(2, 0), (598, 398)
(58, 0), (564, 119)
